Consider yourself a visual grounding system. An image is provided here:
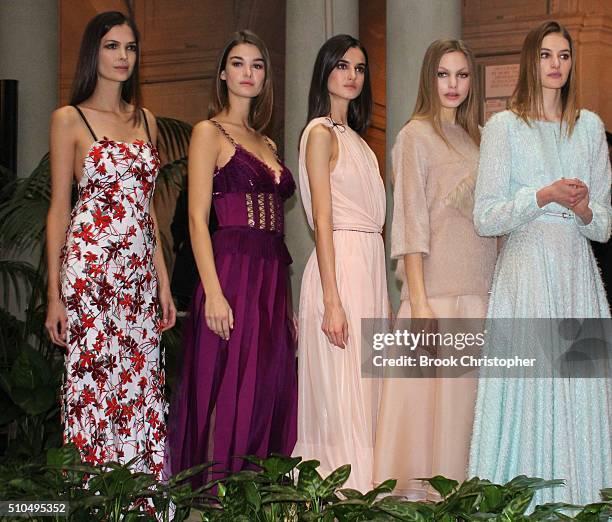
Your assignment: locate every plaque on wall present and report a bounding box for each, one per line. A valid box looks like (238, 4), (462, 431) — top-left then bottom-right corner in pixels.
(483, 63), (520, 121)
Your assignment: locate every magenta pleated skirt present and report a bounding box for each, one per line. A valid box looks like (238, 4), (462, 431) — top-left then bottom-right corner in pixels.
(167, 227), (297, 485)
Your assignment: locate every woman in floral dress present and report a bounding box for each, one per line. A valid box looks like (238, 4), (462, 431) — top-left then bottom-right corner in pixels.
(45, 11), (175, 477)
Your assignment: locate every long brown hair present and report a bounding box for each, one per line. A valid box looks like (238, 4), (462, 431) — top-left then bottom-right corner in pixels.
(509, 20), (578, 135)
(70, 11), (142, 125)
(410, 39), (481, 146)
(208, 30), (273, 133)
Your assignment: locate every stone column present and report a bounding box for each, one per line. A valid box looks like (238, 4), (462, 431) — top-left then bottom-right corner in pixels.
(0, 0), (58, 178)
(284, 0), (359, 308)
(386, 0), (461, 309)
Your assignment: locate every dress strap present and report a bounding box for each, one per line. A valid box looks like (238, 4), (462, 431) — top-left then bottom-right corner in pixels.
(210, 120), (238, 148)
(263, 136), (281, 162)
(141, 108), (153, 143)
(72, 105), (98, 141)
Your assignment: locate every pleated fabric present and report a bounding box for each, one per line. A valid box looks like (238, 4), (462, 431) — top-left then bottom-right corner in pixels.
(374, 295), (488, 499)
(294, 117), (390, 492)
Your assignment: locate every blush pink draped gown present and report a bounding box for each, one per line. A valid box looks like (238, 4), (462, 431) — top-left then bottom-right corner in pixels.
(293, 117), (390, 492)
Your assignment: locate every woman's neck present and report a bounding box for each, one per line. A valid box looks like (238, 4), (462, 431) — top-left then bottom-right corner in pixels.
(440, 106), (457, 124)
(329, 94), (349, 125)
(83, 77), (125, 113)
(219, 94), (252, 128)
(541, 86), (563, 121)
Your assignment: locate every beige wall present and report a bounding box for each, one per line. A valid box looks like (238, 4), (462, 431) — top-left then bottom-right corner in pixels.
(0, 0), (58, 178)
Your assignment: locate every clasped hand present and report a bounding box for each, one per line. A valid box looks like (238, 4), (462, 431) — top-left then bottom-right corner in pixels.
(548, 178), (589, 213)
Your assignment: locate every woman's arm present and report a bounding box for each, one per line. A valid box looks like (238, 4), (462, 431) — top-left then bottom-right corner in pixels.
(188, 121), (233, 340)
(145, 109), (177, 331)
(390, 127), (435, 319)
(45, 107), (77, 347)
(572, 114), (612, 242)
(474, 113), (585, 236)
(305, 124), (347, 349)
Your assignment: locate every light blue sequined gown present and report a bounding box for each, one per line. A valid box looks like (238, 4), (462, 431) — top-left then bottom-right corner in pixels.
(468, 110), (611, 505)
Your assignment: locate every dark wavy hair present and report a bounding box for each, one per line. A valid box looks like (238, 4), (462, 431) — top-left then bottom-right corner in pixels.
(306, 34), (372, 134)
(69, 11), (142, 123)
(208, 30), (273, 133)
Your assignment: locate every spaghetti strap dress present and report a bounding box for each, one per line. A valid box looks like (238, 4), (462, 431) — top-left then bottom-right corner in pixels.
(61, 106), (167, 477)
(167, 121), (298, 485)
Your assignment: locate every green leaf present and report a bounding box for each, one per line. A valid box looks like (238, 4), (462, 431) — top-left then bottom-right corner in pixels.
(46, 444), (82, 467)
(504, 475), (565, 492)
(479, 484), (504, 512)
(243, 481), (261, 511)
(297, 460), (323, 498)
(11, 385), (56, 415)
(168, 462), (214, 485)
(10, 345), (52, 389)
(416, 475), (459, 498)
(317, 464), (351, 498)
(375, 496), (429, 521)
(338, 488), (364, 500)
(501, 490), (533, 518)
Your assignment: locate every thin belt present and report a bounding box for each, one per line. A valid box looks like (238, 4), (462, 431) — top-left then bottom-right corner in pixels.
(333, 228), (382, 234)
(543, 210), (573, 220)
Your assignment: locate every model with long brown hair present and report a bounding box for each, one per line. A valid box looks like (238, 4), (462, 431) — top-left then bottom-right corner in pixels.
(166, 30), (297, 485)
(469, 21), (611, 505)
(45, 11), (175, 477)
(373, 39), (496, 498)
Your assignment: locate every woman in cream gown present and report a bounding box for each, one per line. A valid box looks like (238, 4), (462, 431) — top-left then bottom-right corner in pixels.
(374, 40), (496, 498)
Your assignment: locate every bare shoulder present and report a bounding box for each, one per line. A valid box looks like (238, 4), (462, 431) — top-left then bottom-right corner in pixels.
(189, 120), (223, 157)
(192, 119), (222, 141)
(141, 107), (157, 127)
(307, 123), (333, 145)
(51, 105), (80, 130)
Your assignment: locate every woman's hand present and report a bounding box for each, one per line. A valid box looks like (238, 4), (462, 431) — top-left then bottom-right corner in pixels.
(45, 297), (68, 348)
(538, 178), (587, 209)
(205, 292), (234, 340)
(410, 300), (438, 333)
(571, 184), (593, 224)
(158, 285), (177, 332)
(322, 301), (348, 349)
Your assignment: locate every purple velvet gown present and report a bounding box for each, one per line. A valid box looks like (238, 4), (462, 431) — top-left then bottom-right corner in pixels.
(167, 122), (297, 485)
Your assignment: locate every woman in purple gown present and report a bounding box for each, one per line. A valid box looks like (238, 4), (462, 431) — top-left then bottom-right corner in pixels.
(167, 30), (297, 484)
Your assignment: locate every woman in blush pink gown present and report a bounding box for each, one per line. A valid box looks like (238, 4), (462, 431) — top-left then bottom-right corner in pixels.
(293, 34), (389, 493)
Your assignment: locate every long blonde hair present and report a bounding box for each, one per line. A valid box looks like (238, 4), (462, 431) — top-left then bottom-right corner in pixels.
(410, 39), (481, 146)
(509, 20), (578, 135)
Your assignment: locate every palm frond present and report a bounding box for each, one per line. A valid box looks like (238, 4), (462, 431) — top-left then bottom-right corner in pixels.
(0, 259), (39, 309)
(0, 164), (16, 203)
(0, 154), (51, 254)
(156, 158), (187, 204)
(156, 117), (192, 162)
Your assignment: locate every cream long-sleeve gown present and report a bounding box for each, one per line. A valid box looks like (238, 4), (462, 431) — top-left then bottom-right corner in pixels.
(468, 109), (611, 506)
(293, 117), (389, 492)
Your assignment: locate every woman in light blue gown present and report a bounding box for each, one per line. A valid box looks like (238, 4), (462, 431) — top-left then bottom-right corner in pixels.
(468, 21), (611, 506)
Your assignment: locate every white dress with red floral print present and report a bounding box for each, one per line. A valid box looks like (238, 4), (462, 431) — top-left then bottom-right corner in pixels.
(60, 131), (167, 478)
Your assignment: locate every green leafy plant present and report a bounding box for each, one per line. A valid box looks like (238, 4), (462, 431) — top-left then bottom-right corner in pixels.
(0, 449), (609, 521)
